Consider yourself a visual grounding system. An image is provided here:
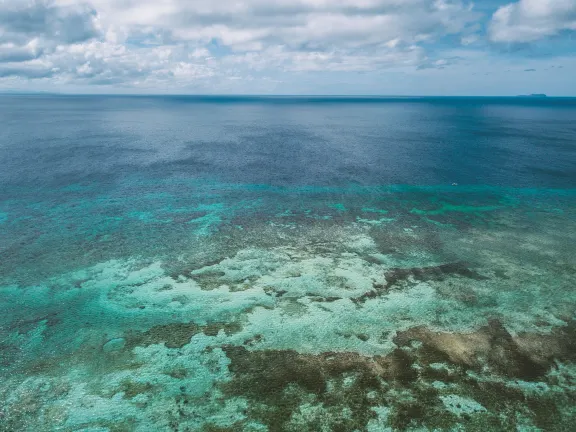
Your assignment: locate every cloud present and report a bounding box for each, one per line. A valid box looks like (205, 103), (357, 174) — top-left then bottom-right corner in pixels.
(417, 56), (464, 70)
(20, 0), (576, 93)
(84, 0), (478, 51)
(0, 0), (483, 89)
(0, 0), (100, 46)
(0, 60), (55, 78)
(0, 0), (101, 85)
(2, 0), (574, 94)
(489, 0), (576, 43)
(0, 40), (44, 63)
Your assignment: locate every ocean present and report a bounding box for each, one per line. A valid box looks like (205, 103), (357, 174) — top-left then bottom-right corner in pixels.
(1, 95), (575, 431)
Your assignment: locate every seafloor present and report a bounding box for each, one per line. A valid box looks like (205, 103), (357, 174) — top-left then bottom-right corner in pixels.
(1, 182), (575, 431)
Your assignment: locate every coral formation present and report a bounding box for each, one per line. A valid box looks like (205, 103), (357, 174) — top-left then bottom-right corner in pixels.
(1, 186), (575, 431)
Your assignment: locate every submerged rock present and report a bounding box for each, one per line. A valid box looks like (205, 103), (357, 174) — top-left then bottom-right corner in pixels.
(395, 319), (576, 380)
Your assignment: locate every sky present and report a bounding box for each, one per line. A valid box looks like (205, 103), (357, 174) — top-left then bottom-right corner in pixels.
(0, 0), (575, 95)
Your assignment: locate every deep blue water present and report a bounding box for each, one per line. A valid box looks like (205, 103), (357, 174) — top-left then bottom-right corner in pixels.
(1, 95), (576, 431)
(2, 95), (576, 189)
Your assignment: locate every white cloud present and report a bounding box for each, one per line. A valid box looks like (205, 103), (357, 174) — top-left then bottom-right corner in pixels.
(0, 58), (56, 78)
(0, 0), (100, 45)
(0, 0), (482, 89)
(76, 0), (477, 50)
(0, 40), (43, 62)
(222, 44), (425, 72)
(489, 0), (576, 43)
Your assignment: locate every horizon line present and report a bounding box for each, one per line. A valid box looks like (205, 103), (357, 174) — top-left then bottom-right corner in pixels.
(2, 92), (575, 98)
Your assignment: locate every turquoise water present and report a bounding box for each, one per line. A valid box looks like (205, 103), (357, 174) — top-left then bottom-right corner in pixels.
(1, 96), (576, 431)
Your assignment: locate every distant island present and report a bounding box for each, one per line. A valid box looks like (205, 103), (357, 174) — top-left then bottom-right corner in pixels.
(517, 93), (547, 98)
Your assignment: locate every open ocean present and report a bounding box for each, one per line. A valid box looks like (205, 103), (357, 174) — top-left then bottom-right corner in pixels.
(1, 95), (576, 431)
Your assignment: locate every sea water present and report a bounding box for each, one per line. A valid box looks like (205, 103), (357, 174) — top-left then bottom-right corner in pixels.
(1, 95), (575, 431)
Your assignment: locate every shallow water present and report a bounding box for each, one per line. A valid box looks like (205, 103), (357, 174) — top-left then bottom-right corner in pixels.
(1, 96), (576, 431)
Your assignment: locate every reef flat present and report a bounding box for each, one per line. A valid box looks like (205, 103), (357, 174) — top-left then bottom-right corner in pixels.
(1, 184), (575, 431)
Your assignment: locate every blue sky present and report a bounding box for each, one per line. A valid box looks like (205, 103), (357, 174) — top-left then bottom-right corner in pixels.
(0, 0), (575, 95)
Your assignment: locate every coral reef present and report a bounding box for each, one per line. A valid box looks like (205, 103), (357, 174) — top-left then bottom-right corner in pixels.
(1, 186), (575, 431)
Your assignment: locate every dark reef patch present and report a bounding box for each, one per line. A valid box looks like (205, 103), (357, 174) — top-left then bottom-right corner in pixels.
(6, 313), (60, 333)
(221, 346), (395, 431)
(125, 321), (242, 349)
(353, 261), (488, 304)
(220, 345), (464, 431)
(383, 262), (489, 289)
(219, 321), (576, 431)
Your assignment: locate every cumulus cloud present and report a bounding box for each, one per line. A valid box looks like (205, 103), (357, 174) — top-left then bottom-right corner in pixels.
(0, 40), (43, 63)
(0, 0), (100, 46)
(0, 59), (55, 78)
(0, 0), (102, 81)
(1, 0), (482, 88)
(84, 0), (478, 50)
(489, 0), (576, 43)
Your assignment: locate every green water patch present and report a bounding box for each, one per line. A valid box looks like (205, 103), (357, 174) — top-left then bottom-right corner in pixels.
(410, 204), (503, 216)
(2, 180), (574, 285)
(362, 207), (389, 214)
(356, 216), (396, 226)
